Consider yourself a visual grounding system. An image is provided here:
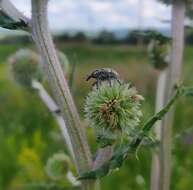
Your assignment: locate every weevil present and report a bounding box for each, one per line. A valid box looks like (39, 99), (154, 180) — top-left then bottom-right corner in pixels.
(86, 68), (121, 88)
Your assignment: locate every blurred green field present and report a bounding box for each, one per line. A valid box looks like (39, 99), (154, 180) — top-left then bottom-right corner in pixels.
(0, 43), (193, 190)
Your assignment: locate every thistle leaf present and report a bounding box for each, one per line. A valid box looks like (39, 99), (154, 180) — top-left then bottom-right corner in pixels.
(0, 11), (27, 30)
(0, 0), (29, 31)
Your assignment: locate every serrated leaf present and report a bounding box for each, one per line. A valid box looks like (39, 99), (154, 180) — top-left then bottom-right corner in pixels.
(0, 10), (27, 30)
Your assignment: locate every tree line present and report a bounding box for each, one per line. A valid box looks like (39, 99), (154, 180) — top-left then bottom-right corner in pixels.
(2, 28), (193, 46)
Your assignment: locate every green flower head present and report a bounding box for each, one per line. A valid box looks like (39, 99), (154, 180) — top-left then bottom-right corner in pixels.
(148, 36), (171, 71)
(9, 49), (42, 88)
(45, 153), (71, 181)
(8, 49), (69, 88)
(84, 82), (144, 147)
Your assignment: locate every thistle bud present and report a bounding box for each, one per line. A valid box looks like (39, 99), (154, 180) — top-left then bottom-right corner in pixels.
(45, 153), (71, 181)
(148, 38), (171, 71)
(8, 49), (69, 88)
(8, 49), (42, 88)
(84, 82), (144, 147)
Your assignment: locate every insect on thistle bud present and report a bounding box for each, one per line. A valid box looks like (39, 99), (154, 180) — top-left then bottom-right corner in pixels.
(86, 68), (122, 88)
(84, 69), (144, 147)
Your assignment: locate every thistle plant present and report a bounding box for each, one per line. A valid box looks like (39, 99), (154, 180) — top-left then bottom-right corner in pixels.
(0, 9), (28, 30)
(9, 49), (70, 89)
(147, 31), (171, 190)
(45, 153), (72, 181)
(0, 2), (94, 189)
(85, 82), (144, 147)
(1, 1), (193, 189)
(147, 32), (171, 70)
(9, 49), (42, 88)
(45, 152), (80, 188)
(79, 74), (193, 179)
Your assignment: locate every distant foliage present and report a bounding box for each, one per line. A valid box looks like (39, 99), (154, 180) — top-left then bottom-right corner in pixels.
(187, 8), (193, 19)
(93, 30), (116, 44)
(185, 27), (193, 44)
(72, 32), (87, 42)
(159, 0), (192, 5)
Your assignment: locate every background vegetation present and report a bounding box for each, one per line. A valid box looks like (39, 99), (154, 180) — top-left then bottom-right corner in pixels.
(0, 38), (193, 189)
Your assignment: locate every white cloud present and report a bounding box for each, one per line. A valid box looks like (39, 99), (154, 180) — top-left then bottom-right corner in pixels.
(10, 0), (171, 31)
(126, 0), (136, 5)
(10, 0), (31, 17)
(89, 1), (113, 12)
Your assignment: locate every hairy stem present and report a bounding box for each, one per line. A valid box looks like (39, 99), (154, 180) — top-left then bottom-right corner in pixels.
(160, 1), (185, 190)
(92, 146), (113, 170)
(31, 0), (95, 189)
(150, 70), (167, 190)
(31, 80), (74, 160)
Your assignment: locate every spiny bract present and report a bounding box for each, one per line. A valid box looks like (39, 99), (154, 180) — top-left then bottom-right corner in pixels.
(84, 82), (144, 147)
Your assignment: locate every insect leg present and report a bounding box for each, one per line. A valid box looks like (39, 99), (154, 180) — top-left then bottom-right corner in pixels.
(92, 81), (97, 87)
(96, 79), (100, 89)
(117, 79), (122, 85)
(109, 79), (112, 87)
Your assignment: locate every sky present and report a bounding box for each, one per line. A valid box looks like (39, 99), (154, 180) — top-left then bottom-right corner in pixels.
(10, 0), (172, 32)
